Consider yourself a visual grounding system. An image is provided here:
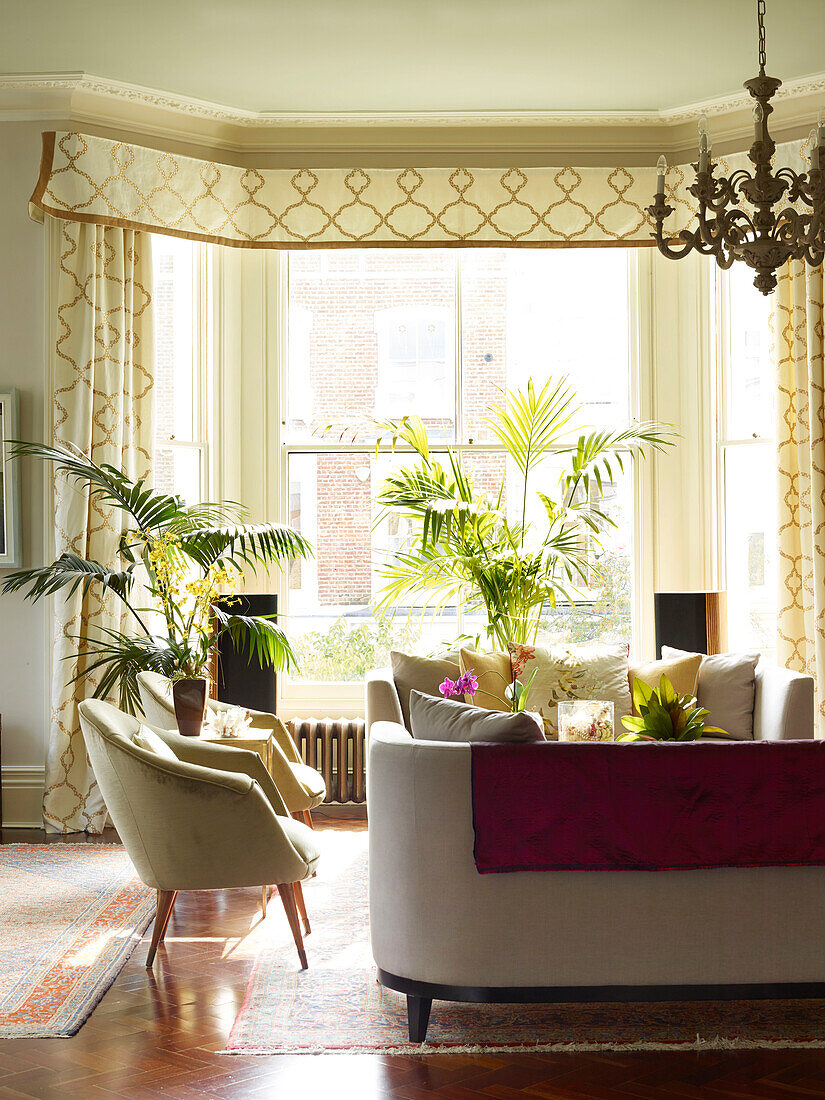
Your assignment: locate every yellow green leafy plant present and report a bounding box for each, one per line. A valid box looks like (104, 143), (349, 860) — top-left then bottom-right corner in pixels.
(619, 674), (726, 742)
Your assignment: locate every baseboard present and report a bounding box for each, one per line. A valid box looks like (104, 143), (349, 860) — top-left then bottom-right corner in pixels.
(2, 766), (44, 828)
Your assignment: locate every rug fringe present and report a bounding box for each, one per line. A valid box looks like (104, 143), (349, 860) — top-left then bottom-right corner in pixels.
(221, 1036), (825, 1056)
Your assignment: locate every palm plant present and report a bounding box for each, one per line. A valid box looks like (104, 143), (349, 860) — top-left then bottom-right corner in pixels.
(373, 377), (674, 651)
(1, 442), (312, 712)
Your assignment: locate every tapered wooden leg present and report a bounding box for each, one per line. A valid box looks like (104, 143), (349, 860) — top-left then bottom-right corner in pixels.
(158, 889), (177, 944)
(302, 809), (314, 829)
(146, 890), (177, 968)
(261, 885), (268, 917)
(276, 882), (308, 969)
(407, 994), (432, 1043)
(294, 879), (311, 935)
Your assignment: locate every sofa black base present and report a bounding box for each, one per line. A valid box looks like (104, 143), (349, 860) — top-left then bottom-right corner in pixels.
(376, 968), (825, 1043)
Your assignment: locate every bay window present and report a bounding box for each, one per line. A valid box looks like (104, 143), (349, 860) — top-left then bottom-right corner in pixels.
(151, 236), (776, 715)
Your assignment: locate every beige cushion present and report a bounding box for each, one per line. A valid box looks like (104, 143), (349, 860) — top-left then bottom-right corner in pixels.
(409, 690), (544, 743)
(390, 650), (460, 730)
(628, 653), (703, 713)
(132, 725), (178, 761)
(509, 641), (632, 738)
(662, 646), (760, 740)
(458, 648), (510, 710)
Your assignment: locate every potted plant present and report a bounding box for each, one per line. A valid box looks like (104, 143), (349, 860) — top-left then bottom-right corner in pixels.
(370, 377), (674, 650)
(2, 443), (312, 729)
(619, 675), (726, 741)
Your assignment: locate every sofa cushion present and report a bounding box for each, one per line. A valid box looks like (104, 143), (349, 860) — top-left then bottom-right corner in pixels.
(508, 641), (632, 738)
(459, 648), (510, 710)
(627, 653), (703, 712)
(409, 690), (545, 744)
(662, 647), (759, 740)
(132, 725), (178, 760)
(390, 650), (460, 730)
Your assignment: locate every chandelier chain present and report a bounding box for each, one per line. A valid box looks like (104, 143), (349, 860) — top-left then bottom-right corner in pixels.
(757, 0), (767, 74)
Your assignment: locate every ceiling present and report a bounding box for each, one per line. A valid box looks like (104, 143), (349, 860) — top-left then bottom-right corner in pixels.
(2, 0), (824, 116)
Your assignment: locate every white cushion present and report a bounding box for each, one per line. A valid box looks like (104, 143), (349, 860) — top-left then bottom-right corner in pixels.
(509, 641), (632, 738)
(662, 646), (759, 740)
(132, 724), (178, 760)
(409, 690), (544, 743)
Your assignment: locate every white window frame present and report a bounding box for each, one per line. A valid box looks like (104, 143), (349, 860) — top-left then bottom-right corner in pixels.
(272, 248), (653, 717)
(152, 237), (212, 501)
(714, 265), (776, 654)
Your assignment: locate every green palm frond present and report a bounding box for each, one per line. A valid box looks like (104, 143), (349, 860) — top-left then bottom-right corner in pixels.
(482, 377), (577, 478)
(70, 628), (179, 713)
(560, 423), (675, 505)
(163, 500), (251, 535)
(9, 441), (184, 532)
(179, 522), (312, 572)
(211, 606), (298, 672)
(373, 414), (432, 462)
(1, 552), (136, 604)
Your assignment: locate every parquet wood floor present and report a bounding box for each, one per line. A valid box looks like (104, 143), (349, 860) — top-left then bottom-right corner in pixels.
(3, 816), (825, 1100)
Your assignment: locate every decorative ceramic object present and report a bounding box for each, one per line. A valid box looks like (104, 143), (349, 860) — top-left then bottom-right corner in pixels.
(557, 700), (614, 742)
(172, 677), (208, 737)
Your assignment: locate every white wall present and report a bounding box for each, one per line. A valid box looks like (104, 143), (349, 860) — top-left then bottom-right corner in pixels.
(0, 121), (49, 824)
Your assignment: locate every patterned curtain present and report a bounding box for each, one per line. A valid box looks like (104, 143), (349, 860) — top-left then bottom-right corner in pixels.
(775, 259), (825, 738)
(44, 217), (154, 833)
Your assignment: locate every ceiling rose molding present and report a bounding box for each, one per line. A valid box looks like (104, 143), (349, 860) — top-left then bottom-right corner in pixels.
(3, 70), (825, 131)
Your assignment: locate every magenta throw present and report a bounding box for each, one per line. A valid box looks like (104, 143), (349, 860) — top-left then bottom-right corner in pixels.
(470, 740), (825, 873)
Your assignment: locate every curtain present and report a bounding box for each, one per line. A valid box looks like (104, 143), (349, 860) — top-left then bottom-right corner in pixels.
(44, 217), (154, 833)
(775, 259), (825, 738)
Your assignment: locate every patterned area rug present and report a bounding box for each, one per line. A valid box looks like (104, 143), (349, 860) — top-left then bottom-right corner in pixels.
(226, 830), (825, 1055)
(0, 844), (156, 1037)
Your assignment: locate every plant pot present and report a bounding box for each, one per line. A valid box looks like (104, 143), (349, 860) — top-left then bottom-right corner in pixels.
(172, 677), (208, 737)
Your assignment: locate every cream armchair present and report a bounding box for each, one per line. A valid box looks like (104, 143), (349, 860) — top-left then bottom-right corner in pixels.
(78, 699), (320, 969)
(137, 671), (325, 825)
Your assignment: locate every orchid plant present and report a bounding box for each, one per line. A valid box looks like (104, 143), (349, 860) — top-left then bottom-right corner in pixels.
(439, 669), (479, 699)
(1, 442), (312, 712)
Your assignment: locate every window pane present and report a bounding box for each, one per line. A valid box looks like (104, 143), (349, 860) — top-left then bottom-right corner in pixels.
(287, 451), (457, 681)
(152, 236), (198, 446)
(725, 264), (773, 440)
(724, 444), (776, 658)
(154, 446), (202, 503)
(286, 251), (456, 442)
(460, 249), (631, 443)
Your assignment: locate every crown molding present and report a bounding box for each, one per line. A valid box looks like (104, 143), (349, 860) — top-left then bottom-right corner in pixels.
(1, 69), (823, 164)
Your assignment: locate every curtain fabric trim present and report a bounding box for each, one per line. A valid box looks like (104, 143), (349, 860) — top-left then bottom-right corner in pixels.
(30, 131), (704, 249)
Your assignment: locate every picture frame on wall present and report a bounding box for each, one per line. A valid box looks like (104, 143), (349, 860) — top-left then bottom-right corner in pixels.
(0, 389), (21, 569)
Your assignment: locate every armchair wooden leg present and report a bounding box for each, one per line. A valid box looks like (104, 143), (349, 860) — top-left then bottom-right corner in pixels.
(146, 890), (177, 968)
(276, 882), (308, 969)
(261, 885), (268, 917)
(407, 994), (432, 1043)
(294, 879), (311, 935)
(302, 809), (314, 829)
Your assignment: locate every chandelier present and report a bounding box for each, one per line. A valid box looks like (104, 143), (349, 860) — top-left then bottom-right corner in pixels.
(647, 0), (824, 295)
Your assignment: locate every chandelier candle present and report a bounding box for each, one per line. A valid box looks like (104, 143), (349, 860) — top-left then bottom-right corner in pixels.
(647, 0), (825, 295)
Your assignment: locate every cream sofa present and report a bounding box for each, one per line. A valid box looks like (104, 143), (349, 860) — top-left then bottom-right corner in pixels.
(366, 662), (821, 1042)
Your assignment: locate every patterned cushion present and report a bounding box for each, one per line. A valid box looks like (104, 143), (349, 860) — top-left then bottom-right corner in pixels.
(508, 641), (632, 739)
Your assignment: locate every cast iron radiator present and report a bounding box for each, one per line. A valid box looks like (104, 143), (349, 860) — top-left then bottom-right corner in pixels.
(286, 717), (366, 804)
